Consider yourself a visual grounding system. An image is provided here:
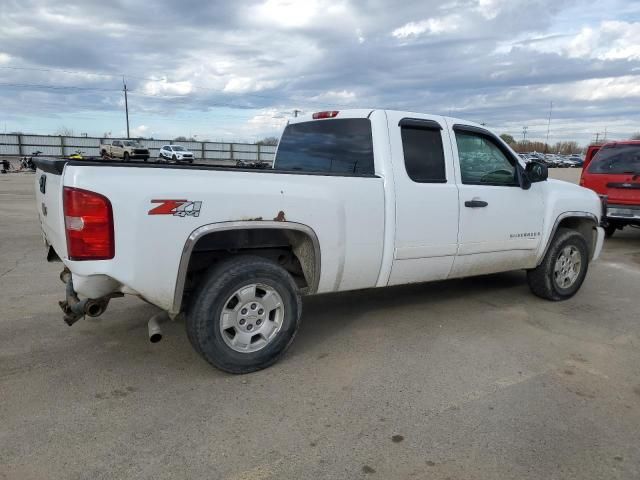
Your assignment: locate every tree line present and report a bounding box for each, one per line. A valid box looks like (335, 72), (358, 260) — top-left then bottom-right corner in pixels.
(500, 132), (640, 154)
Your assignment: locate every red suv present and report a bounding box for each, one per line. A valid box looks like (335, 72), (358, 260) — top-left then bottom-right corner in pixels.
(580, 140), (640, 237)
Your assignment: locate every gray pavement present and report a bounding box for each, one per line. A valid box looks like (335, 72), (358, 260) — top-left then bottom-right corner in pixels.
(1, 173), (639, 479)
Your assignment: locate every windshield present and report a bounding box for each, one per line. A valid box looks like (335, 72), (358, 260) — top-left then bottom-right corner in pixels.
(274, 118), (374, 174)
(588, 145), (640, 174)
(171, 146), (186, 151)
(124, 141), (141, 147)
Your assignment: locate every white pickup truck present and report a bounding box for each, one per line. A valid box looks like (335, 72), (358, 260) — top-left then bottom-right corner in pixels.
(35, 109), (604, 373)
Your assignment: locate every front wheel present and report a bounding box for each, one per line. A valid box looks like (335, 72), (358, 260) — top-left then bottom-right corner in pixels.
(186, 256), (302, 374)
(123, 152), (130, 162)
(527, 228), (589, 301)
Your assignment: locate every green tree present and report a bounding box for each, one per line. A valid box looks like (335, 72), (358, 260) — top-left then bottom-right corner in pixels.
(500, 133), (516, 145)
(256, 136), (279, 146)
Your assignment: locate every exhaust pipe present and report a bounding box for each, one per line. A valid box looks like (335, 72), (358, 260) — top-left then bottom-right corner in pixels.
(59, 271), (120, 325)
(148, 313), (164, 343)
(85, 299), (108, 317)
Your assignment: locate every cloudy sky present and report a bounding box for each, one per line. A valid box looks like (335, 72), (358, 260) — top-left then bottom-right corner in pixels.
(1, 0), (639, 143)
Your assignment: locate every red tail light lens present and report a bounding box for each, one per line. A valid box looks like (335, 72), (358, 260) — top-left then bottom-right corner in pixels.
(312, 111), (339, 119)
(63, 187), (114, 260)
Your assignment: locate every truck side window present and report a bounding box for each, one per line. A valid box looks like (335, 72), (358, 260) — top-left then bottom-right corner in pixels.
(455, 131), (516, 186)
(401, 126), (446, 183)
(275, 118), (375, 175)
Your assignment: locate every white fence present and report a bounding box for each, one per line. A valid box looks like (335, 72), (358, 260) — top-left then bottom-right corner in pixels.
(0, 134), (276, 163)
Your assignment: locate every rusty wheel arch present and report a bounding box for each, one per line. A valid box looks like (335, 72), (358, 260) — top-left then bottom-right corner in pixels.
(171, 221), (321, 315)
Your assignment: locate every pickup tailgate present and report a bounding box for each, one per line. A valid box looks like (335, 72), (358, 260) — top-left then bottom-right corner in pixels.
(34, 159), (68, 260)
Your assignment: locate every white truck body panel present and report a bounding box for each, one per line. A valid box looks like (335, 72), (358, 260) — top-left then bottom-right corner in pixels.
(35, 109), (604, 317)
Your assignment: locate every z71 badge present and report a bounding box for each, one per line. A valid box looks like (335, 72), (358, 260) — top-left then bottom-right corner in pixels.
(148, 199), (202, 217)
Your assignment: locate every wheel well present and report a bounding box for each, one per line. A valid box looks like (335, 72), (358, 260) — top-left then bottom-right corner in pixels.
(556, 216), (597, 257)
(178, 227), (318, 312)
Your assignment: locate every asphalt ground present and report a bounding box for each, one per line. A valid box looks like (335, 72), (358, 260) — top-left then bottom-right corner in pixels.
(1, 172), (639, 479)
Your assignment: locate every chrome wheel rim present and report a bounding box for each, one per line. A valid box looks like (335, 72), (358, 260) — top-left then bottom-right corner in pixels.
(219, 283), (284, 353)
(554, 245), (582, 289)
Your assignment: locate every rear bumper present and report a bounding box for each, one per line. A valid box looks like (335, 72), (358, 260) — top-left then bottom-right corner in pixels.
(606, 204), (640, 222)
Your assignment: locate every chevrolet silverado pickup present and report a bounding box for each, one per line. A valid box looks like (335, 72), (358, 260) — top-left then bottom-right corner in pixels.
(35, 109), (605, 373)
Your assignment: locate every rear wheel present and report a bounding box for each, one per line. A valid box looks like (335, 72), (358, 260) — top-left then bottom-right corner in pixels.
(186, 256), (302, 374)
(123, 152), (130, 162)
(527, 228), (589, 301)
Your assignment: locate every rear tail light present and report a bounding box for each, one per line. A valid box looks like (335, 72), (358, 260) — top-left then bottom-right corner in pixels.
(63, 187), (114, 260)
(312, 111), (339, 119)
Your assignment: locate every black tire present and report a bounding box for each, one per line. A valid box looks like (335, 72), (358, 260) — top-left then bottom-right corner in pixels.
(123, 152), (130, 162)
(172, 155), (177, 162)
(527, 228), (590, 301)
(186, 255), (302, 374)
(142, 156), (149, 162)
(604, 224), (618, 238)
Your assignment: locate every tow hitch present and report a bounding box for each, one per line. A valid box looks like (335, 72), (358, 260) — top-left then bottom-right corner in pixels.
(58, 269), (122, 326)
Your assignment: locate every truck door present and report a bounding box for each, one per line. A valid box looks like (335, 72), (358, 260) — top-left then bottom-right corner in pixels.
(112, 141), (122, 157)
(447, 122), (544, 277)
(385, 111), (460, 285)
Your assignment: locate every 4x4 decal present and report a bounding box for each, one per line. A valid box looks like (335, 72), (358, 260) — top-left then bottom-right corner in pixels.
(149, 199), (202, 217)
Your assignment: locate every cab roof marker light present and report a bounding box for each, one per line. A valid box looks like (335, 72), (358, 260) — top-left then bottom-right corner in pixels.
(312, 111), (339, 120)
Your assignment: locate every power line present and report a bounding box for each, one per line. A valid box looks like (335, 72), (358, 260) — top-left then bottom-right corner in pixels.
(0, 65), (357, 109)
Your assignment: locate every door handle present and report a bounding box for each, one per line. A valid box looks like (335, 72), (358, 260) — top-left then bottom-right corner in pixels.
(465, 200), (488, 208)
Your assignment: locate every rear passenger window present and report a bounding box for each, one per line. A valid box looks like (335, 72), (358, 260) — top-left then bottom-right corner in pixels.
(401, 126), (446, 183)
(275, 118), (374, 175)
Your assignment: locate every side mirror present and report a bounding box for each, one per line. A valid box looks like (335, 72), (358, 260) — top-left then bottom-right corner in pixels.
(525, 161), (548, 183)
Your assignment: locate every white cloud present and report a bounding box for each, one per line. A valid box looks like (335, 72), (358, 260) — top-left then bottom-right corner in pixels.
(222, 77), (279, 94)
(392, 15), (461, 39)
(246, 109), (289, 135)
(143, 79), (193, 96)
(563, 75), (640, 101)
(476, 0), (508, 20)
(253, 0), (321, 28)
(0, 53), (10, 64)
(520, 20), (640, 61)
(311, 90), (356, 103)
(131, 125), (149, 137)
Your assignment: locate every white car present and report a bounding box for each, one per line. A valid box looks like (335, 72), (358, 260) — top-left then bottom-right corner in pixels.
(34, 109), (604, 374)
(159, 145), (195, 163)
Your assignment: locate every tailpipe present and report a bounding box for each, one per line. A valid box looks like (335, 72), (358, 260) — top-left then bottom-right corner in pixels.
(148, 313), (164, 343)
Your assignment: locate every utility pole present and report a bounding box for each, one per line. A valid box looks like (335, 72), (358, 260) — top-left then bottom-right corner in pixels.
(293, 109), (301, 118)
(522, 126), (528, 142)
(603, 127), (607, 142)
(123, 77), (130, 139)
(595, 132), (600, 144)
(545, 101), (553, 147)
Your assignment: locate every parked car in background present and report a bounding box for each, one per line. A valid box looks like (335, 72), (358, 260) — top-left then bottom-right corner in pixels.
(159, 145), (195, 163)
(100, 140), (150, 162)
(580, 140), (640, 237)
